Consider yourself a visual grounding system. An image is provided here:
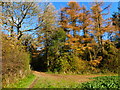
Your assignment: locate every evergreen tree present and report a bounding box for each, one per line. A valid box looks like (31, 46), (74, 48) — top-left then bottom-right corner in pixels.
(112, 1), (120, 48)
(36, 3), (58, 71)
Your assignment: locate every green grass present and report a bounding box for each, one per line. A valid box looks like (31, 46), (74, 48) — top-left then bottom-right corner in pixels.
(77, 76), (120, 89)
(33, 75), (119, 88)
(5, 74), (36, 88)
(33, 76), (79, 88)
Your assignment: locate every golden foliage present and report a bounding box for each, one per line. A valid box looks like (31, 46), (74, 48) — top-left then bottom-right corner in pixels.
(65, 43), (69, 45)
(67, 34), (72, 38)
(68, 1), (81, 10)
(82, 38), (92, 41)
(89, 56), (102, 67)
(70, 37), (79, 42)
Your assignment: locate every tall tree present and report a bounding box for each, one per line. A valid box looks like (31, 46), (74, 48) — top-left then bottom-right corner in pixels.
(37, 3), (57, 71)
(60, 1), (81, 37)
(2, 2), (40, 40)
(60, 1), (82, 54)
(112, 1), (120, 48)
(90, 2), (112, 58)
(60, 1), (92, 56)
(112, 1), (120, 33)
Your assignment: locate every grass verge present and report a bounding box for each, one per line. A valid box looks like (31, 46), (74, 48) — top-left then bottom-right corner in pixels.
(5, 74), (36, 88)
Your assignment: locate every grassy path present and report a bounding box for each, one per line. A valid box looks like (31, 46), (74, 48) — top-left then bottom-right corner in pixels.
(28, 77), (39, 88)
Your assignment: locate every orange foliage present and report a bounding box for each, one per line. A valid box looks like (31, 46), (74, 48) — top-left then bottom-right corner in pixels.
(82, 38), (93, 41)
(89, 56), (102, 67)
(65, 43), (69, 45)
(67, 34), (72, 38)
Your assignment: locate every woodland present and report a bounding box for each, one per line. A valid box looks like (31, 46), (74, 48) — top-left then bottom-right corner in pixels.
(1, 1), (120, 87)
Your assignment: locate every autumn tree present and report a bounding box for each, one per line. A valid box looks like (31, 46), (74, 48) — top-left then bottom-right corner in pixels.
(60, 1), (92, 58)
(60, 1), (81, 37)
(35, 3), (58, 71)
(88, 2), (119, 73)
(90, 2), (112, 58)
(60, 1), (82, 54)
(1, 2), (40, 86)
(2, 2), (40, 40)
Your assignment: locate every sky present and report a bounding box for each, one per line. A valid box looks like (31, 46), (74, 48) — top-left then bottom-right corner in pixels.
(3, 0), (120, 2)
(52, 2), (118, 18)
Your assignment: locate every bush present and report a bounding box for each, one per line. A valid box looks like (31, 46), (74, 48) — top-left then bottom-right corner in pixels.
(50, 52), (88, 74)
(100, 41), (120, 73)
(2, 34), (31, 87)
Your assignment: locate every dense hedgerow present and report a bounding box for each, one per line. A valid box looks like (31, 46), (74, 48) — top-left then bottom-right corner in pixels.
(2, 34), (31, 87)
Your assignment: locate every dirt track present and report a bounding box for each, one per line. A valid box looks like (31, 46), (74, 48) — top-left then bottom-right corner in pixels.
(32, 71), (108, 82)
(29, 71), (115, 88)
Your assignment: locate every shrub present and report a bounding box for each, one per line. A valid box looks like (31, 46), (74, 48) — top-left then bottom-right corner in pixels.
(100, 41), (120, 73)
(2, 34), (31, 87)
